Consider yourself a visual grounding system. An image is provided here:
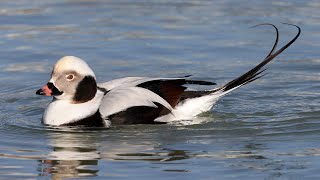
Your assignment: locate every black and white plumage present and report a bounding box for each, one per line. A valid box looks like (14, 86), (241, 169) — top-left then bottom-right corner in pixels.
(36, 24), (300, 127)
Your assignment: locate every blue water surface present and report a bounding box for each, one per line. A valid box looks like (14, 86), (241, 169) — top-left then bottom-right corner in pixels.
(0, 0), (319, 179)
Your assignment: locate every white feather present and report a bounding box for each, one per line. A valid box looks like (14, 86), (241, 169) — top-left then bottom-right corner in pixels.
(43, 90), (104, 126)
(155, 86), (242, 123)
(54, 56), (95, 78)
(98, 77), (184, 90)
(99, 86), (173, 118)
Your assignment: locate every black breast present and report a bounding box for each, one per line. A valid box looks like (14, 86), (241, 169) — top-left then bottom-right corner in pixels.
(108, 103), (167, 125)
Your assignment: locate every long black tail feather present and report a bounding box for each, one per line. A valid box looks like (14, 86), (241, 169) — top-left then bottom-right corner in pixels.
(219, 23), (300, 92)
(251, 23), (279, 58)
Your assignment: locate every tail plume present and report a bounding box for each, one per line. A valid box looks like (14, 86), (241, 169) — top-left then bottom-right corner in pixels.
(216, 23), (300, 93)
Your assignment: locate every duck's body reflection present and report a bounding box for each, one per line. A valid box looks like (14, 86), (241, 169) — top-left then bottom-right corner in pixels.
(39, 130), (101, 178)
(38, 127), (191, 179)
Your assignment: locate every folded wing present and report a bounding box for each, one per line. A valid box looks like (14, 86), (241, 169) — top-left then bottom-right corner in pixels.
(99, 78), (215, 124)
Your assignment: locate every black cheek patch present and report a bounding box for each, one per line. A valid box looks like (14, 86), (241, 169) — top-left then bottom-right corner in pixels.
(73, 76), (97, 103)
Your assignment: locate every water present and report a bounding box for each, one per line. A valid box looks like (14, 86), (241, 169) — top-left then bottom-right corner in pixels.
(0, 0), (319, 179)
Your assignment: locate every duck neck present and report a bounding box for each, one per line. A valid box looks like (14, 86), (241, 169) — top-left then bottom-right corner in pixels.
(43, 90), (104, 126)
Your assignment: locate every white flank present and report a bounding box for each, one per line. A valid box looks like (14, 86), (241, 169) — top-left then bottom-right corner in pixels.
(155, 86), (242, 124)
(99, 86), (173, 118)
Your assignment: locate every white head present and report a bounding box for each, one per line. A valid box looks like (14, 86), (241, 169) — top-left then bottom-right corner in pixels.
(36, 56), (98, 103)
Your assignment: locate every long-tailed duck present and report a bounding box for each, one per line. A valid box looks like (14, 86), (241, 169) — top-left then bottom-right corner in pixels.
(36, 24), (300, 127)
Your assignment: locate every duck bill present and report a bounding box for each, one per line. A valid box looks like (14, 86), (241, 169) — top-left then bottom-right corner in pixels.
(36, 82), (63, 96)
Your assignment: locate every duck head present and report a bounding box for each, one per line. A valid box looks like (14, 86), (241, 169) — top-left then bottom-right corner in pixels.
(36, 56), (97, 103)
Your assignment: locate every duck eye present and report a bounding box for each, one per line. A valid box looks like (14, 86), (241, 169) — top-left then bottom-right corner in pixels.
(66, 74), (75, 81)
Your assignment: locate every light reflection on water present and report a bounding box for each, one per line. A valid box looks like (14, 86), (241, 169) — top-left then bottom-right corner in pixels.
(0, 0), (320, 179)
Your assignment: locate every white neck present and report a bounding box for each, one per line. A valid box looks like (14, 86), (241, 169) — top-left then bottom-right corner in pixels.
(43, 90), (104, 126)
